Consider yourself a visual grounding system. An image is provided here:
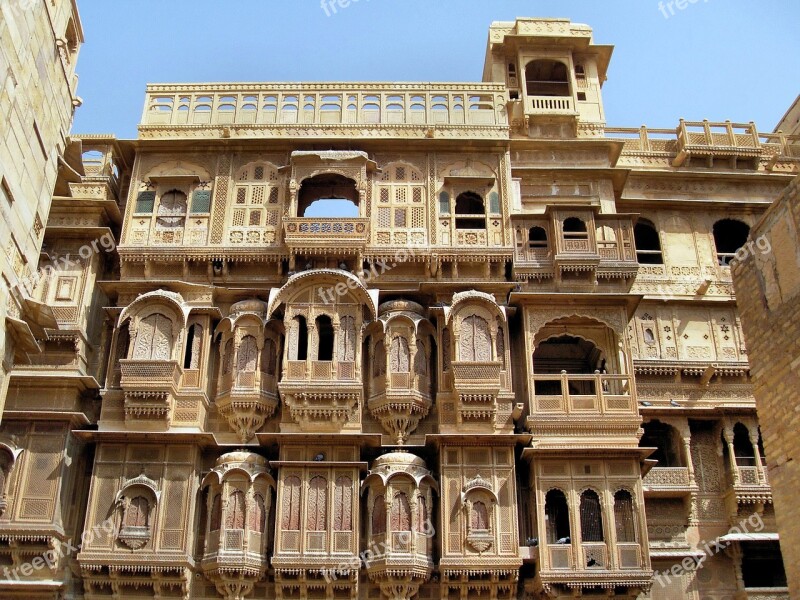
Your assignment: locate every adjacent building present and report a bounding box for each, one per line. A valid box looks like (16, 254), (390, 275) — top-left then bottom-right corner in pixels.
(0, 0), (83, 415)
(0, 16), (796, 600)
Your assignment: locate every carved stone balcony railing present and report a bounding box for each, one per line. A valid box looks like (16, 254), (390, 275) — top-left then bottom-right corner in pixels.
(366, 531), (434, 600)
(368, 373), (432, 444)
(531, 373), (635, 414)
(119, 359), (182, 422)
(539, 542), (651, 594)
(642, 467), (696, 497)
(528, 95), (575, 115)
(278, 360), (362, 431)
(216, 372), (279, 442)
(139, 83), (508, 140)
(724, 462), (772, 509)
(744, 589), (790, 600)
(283, 217), (370, 255)
(607, 122), (799, 174)
(527, 373), (641, 438)
(450, 361), (504, 426)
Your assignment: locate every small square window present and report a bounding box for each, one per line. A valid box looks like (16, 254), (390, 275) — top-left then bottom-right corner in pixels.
(577, 92), (587, 102)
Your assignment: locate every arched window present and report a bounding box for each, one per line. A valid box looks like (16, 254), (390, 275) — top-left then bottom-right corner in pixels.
(226, 490), (246, 530)
(454, 192), (486, 230)
(414, 340), (428, 375)
(391, 492), (412, 531)
(713, 219), (750, 265)
(563, 217), (588, 236)
(613, 490), (636, 543)
(372, 495), (386, 535)
(132, 313), (173, 360)
(496, 320), (506, 369)
(544, 489), (571, 544)
(156, 190), (187, 229)
(389, 337), (410, 373)
(333, 476), (353, 531)
(123, 496), (150, 528)
(111, 323), (130, 385)
(250, 493), (266, 534)
(337, 316), (356, 362)
(261, 338), (277, 375)
(237, 335), (258, 372)
(315, 316), (334, 361)
(470, 501), (489, 531)
(210, 494), (222, 531)
(580, 490), (604, 542)
(373, 341), (387, 377)
(291, 315), (308, 361)
(282, 477), (301, 530)
(222, 339), (233, 375)
(459, 315), (492, 362)
(528, 226), (548, 249)
(525, 59), (570, 97)
(298, 173), (359, 218)
(733, 423), (756, 467)
(416, 496), (428, 532)
(639, 420), (683, 467)
(307, 476), (327, 531)
(634, 219), (663, 264)
(442, 328), (451, 372)
(0, 449), (14, 499)
(184, 323), (203, 369)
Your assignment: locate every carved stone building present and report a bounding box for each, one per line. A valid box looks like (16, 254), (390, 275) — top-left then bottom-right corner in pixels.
(0, 0), (83, 416)
(0, 16), (796, 600)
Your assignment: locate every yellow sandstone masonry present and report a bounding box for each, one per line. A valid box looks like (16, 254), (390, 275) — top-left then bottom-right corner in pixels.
(0, 14), (798, 600)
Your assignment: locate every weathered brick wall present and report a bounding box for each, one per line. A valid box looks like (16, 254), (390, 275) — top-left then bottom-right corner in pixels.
(732, 175), (800, 595)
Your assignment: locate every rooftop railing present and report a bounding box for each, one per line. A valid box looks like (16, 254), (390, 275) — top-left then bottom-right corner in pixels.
(140, 84), (508, 134)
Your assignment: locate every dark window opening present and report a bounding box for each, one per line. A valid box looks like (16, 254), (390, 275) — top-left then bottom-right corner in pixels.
(563, 217), (588, 235)
(455, 191), (485, 230)
(183, 323), (202, 369)
(528, 226), (548, 249)
(298, 173), (359, 218)
(741, 542), (787, 588)
(614, 490), (636, 543)
(526, 59), (570, 97)
(316, 315), (334, 361)
(580, 490), (604, 542)
(640, 420), (683, 467)
(713, 219), (750, 265)
(545, 489), (571, 544)
(733, 423), (755, 467)
(634, 220), (663, 264)
(294, 316), (308, 361)
(533, 335), (601, 395)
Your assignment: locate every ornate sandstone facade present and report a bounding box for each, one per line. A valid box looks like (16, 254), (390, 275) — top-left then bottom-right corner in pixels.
(0, 17), (797, 600)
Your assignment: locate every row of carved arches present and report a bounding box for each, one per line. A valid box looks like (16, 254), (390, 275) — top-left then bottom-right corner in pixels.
(544, 487), (639, 546)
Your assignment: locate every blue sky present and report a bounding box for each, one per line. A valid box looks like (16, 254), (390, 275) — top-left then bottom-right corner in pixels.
(72, 0), (799, 139)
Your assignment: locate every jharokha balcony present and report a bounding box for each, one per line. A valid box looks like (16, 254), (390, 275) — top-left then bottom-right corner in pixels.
(278, 359), (362, 432)
(119, 359), (182, 422)
(527, 372), (641, 438)
(215, 370), (279, 443)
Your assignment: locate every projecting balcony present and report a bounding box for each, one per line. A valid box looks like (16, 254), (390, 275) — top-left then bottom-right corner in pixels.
(673, 119), (761, 167)
(283, 217), (369, 255)
(119, 359), (182, 422)
(724, 458), (772, 508)
(368, 372), (432, 444)
(139, 84), (508, 140)
(216, 371), (279, 442)
(278, 360), (362, 431)
(539, 542), (651, 593)
(527, 372), (641, 437)
(642, 467), (697, 498)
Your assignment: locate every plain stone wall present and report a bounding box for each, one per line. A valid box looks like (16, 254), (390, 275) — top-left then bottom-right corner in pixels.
(732, 175), (800, 596)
